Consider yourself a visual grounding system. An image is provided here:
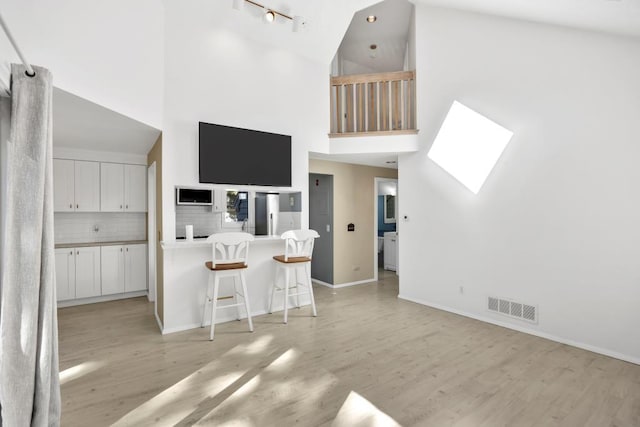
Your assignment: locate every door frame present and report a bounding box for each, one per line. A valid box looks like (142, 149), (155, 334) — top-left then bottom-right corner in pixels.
(147, 162), (156, 304)
(373, 177), (398, 281)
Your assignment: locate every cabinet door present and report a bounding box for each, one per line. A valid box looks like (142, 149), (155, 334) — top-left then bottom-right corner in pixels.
(53, 159), (75, 212)
(100, 163), (125, 212)
(55, 248), (76, 301)
(74, 161), (100, 212)
(75, 247), (101, 298)
(124, 165), (147, 212)
(124, 244), (147, 292)
(101, 246), (125, 296)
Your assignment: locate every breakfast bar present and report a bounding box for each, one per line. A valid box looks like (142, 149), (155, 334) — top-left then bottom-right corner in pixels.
(160, 235), (312, 334)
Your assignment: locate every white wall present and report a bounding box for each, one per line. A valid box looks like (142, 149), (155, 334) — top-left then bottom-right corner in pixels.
(399, 6), (640, 363)
(0, 0), (164, 129)
(161, 0), (330, 241)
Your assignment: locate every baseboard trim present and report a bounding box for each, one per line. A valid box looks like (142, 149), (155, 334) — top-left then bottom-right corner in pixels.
(312, 278), (376, 289)
(161, 304), (312, 335)
(397, 294), (640, 366)
(57, 291), (148, 308)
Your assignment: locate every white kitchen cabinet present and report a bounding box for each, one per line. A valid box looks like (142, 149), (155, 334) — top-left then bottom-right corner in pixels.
(53, 159), (100, 212)
(53, 159), (75, 212)
(101, 245), (125, 296)
(124, 165), (147, 212)
(75, 247), (101, 298)
(101, 163), (147, 212)
(100, 162), (125, 212)
(124, 244), (147, 292)
(99, 244), (147, 295)
(74, 161), (100, 212)
(55, 248), (76, 301)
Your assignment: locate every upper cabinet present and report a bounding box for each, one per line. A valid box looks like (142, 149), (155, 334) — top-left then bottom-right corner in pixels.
(100, 163), (147, 212)
(53, 159), (100, 212)
(124, 165), (147, 212)
(100, 163), (125, 211)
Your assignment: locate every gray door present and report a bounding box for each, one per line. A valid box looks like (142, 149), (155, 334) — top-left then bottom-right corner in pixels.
(309, 173), (333, 284)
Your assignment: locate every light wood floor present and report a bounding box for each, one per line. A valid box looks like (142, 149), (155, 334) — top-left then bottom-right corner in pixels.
(58, 272), (640, 426)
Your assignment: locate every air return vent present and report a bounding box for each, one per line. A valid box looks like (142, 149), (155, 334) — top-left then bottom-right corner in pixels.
(487, 296), (538, 324)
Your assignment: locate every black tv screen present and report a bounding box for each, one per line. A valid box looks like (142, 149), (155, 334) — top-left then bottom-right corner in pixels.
(199, 122), (292, 187)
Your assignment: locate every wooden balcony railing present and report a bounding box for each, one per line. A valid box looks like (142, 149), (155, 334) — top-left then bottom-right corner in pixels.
(330, 70), (416, 137)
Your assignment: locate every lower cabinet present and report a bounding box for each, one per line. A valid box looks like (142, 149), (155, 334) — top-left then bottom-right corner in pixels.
(56, 243), (147, 303)
(55, 248), (76, 301)
(101, 244), (147, 295)
(56, 247), (101, 300)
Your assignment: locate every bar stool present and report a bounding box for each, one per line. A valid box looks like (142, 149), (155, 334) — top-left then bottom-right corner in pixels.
(202, 232), (255, 340)
(268, 229), (320, 323)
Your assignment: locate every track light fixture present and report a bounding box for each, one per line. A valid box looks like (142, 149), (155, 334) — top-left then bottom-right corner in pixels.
(232, 0), (306, 32)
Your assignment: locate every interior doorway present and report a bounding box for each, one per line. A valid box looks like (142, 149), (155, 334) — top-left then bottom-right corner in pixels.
(374, 178), (398, 281)
(309, 173), (334, 285)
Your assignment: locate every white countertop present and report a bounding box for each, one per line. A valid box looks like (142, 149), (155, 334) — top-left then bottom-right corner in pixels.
(161, 235), (282, 250)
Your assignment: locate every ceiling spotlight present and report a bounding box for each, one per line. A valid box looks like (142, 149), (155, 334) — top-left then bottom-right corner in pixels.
(366, 15), (377, 23)
(264, 10), (276, 22)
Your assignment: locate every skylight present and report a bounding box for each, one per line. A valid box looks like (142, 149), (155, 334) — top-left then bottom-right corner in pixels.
(427, 101), (513, 194)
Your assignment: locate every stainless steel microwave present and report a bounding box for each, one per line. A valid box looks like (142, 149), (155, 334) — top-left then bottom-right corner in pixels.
(175, 187), (213, 206)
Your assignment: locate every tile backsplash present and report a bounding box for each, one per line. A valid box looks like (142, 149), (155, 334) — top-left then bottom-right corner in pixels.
(175, 205), (221, 238)
(55, 213), (146, 244)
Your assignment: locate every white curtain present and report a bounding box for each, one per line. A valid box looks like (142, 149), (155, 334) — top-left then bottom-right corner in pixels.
(0, 64), (60, 426)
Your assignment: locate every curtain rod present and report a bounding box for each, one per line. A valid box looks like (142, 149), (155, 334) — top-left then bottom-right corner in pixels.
(0, 12), (35, 77)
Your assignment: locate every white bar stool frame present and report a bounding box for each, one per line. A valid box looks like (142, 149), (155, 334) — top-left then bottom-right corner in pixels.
(269, 229), (320, 323)
(202, 232), (255, 340)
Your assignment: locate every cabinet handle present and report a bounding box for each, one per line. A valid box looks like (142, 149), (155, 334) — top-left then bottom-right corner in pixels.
(120, 205), (123, 209)
(126, 205), (128, 209)
(120, 248), (123, 252)
(69, 251), (73, 255)
(126, 248), (129, 252)
(69, 204), (72, 209)
(77, 250), (79, 255)
(76, 204), (79, 209)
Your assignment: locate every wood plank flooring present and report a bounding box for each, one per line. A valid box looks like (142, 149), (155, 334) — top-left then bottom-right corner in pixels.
(58, 271), (640, 426)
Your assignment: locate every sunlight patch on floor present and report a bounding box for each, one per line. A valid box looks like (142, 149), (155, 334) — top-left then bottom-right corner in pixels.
(332, 391), (401, 427)
(59, 361), (105, 385)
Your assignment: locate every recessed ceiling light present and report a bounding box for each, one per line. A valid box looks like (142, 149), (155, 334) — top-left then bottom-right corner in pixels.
(366, 15), (377, 23)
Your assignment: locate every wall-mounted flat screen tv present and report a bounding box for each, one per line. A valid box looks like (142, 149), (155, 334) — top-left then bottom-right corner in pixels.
(199, 122), (292, 187)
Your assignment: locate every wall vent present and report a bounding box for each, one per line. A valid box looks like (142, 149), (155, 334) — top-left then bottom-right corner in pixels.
(487, 296), (538, 324)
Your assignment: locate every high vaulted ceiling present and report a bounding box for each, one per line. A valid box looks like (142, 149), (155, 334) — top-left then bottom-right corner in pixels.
(414, 0), (640, 38)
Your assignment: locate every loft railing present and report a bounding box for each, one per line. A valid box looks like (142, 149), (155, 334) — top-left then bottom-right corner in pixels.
(330, 70), (416, 137)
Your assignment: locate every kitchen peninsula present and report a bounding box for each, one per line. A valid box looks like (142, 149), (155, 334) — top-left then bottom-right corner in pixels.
(160, 235), (312, 334)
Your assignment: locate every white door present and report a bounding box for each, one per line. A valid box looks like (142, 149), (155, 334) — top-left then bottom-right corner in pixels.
(55, 248), (76, 301)
(53, 159), (75, 212)
(124, 244), (147, 292)
(74, 161), (100, 212)
(100, 163), (125, 212)
(101, 245), (125, 296)
(75, 246), (101, 298)
(124, 164), (147, 212)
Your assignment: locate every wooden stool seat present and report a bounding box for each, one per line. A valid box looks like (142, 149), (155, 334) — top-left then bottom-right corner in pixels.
(205, 261), (248, 271)
(272, 255), (311, 264)
(269, 229), (320, 323)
